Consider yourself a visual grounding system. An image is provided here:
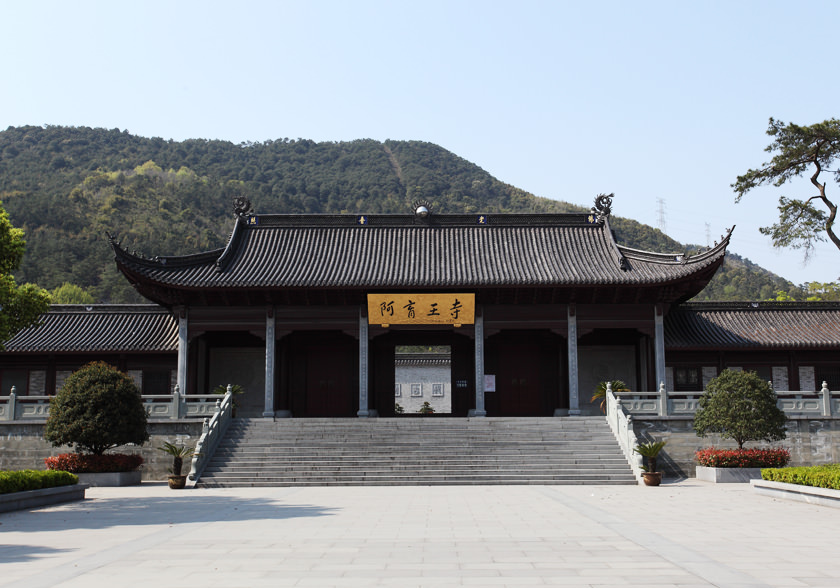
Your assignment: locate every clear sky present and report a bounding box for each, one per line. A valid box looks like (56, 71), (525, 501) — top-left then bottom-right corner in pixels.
(2, 0), (838, 285)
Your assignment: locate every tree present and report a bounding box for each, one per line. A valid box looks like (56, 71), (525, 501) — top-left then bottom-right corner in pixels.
(0, 201), (51, 348)
(44, 361), (149, 455)
(693, 369), (787, 449)
(51, 282), (95, 304)
(733, 118), (840, 260)
(803, 281), (840, 301)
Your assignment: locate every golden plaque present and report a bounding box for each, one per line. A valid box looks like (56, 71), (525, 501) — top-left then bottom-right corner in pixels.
(367, 294), (475, 326)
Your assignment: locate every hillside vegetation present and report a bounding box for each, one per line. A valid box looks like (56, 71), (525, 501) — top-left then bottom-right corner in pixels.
(0, 125), (799, 303)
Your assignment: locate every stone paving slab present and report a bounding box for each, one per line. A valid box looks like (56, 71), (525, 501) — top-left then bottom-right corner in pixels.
(1, 480), (840, 587)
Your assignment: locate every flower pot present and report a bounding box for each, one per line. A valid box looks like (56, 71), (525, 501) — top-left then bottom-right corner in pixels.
(77, 471), (142, 487)
(642, 472), (662, 486)
(168, 475), (187, 489)
(696, 466), (762, 483)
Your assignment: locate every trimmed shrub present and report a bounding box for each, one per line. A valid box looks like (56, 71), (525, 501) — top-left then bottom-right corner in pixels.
(44, 361), (149, 455)
(696, 447), (790, 468)
(694, 369), (787, 449)
(45, 453), (143, 473)
(0, 470), (79, 495)
(762, 464), (840, 490)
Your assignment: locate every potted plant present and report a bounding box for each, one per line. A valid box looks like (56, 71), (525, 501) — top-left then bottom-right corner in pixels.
(159, 442), (196, 489)
(634, 440), (667, 486)
(213, 383), (244, 417)
(418, 401), (435, 415)
(591, 380), (629, 413)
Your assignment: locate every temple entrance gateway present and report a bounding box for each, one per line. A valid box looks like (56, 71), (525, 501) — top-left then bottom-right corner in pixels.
(110, 196), (732, 419)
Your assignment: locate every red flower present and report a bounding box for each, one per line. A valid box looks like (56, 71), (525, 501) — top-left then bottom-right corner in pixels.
(695, 447), (790, 468)
(44, 453), (143, 473)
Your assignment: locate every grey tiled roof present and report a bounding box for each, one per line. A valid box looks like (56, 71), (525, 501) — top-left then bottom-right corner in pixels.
(112, 213), (730, 305)
(8, 302), (836, 354)
(3, 305), (177, 353)
(665, 302), (840, 349)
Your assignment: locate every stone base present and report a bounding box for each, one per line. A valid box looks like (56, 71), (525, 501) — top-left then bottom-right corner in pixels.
(696, 465), (762, 483)
(0, 484), (88, 513)
(751, 479), (840, 509)
(76, 470), (142, 487)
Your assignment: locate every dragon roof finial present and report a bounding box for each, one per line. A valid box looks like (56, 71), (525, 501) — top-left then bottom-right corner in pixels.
(233, 196), (253, 218)
(592, 193), (614, 220)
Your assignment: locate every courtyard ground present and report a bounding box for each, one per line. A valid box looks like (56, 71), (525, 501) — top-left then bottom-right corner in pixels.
(1, 480), (838, 587)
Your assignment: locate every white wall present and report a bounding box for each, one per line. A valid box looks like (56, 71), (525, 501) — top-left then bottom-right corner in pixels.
(394, 363), (452, 414)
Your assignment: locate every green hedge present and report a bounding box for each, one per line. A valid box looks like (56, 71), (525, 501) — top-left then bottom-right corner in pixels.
(762, 464), (840, 490)
(0, 470), (79, 495)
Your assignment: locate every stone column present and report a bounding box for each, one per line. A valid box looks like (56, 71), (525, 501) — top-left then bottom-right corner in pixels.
(567, 304), (580, 415)
(653, 304), (666, 390)
(263, 306), (276, 417)
(176, 306), (188, 397)
(472, 306), (487, 417)
(654, 304), (666, 393)
(357, 306), (370, 417)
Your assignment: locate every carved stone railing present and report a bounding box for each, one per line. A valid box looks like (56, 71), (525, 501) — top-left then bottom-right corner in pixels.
(605, 383), (643, 483)
(186, 387), (234, 488)
(615, 381), (836, 418)
(0, 389), (51, 421)
(0, 385), (222, 422)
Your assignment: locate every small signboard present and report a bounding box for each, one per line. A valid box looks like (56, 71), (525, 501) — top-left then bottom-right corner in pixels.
(367, 293), (475, 326)
(484, 375), (496, 392)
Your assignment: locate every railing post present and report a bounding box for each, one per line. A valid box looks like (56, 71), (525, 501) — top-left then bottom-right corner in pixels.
(822, 381), (831, 417)
(8, 386), (16, 422)
(171, 384), (181, 420)
(658, 381), (667, 417)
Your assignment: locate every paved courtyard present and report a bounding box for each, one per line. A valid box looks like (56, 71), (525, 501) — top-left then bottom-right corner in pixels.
(1, 480), (839, 587)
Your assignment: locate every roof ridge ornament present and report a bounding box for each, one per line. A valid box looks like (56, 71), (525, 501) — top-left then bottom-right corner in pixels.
(591, 193), (613, 220)
(233, 196), (253, 218)
(413, 199), (433, 224)
(413, 199), (433, 217)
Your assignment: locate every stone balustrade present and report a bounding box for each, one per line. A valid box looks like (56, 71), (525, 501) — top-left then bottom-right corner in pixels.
(1, 382), (837, 421)
(605, 385), (643, 482)
(614, 381), (835, 418)
(0, 385), (223, 422)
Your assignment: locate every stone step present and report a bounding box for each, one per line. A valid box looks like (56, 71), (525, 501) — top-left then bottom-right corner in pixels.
(202, 462), (633, 472)
(195, 417), (637, 487)
(198, 470), (638, 481)
(212, 445), (624, 453)
(205, 455), (629, 463)
(198, 475), (638, 487)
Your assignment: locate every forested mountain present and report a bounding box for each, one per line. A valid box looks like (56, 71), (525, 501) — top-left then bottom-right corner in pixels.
(0, 125), (800, 303)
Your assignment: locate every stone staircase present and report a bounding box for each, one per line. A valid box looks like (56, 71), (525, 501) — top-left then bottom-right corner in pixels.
(196, 417), (638, 487)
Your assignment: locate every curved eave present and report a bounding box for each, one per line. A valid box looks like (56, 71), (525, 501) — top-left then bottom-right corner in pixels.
(111, 216), (732, 306)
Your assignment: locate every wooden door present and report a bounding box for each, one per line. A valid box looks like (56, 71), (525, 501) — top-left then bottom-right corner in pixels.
(496, 342), (543, 416)
(305, 344), (355, 417)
